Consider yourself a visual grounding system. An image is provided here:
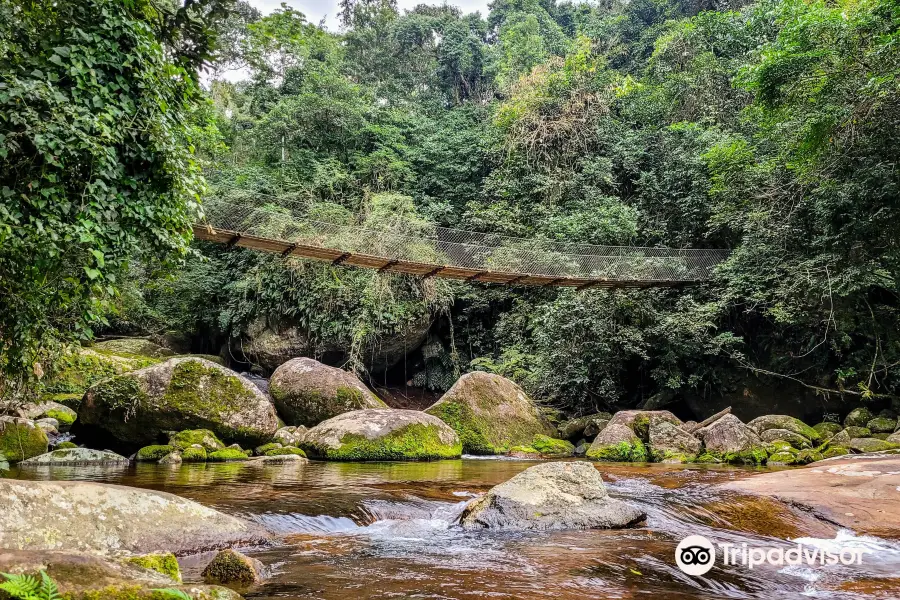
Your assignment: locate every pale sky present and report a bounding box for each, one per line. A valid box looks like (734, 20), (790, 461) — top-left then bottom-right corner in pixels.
(248, 0), (492, 29)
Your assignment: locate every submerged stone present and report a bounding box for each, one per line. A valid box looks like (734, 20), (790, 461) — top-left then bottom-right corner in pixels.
(79, 357), (279, 447)
(269, 357), (385, 427)
(301, 408), (461, 461)
(425, 371), (554, 455)
(458, 461), (645, 530)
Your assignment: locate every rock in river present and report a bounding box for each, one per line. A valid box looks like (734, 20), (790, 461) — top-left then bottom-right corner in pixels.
(458, 461), (646, 530)
(19, 448), (130, 466)
(425, 372), (554, 454)
(78, 357), (279, 447)
(0, 417), (48, 463)
(695, 414), (767, 464)
(0, 479), (271, 555)
(300, 408), (461, 461)
(269, 357), (386, 427)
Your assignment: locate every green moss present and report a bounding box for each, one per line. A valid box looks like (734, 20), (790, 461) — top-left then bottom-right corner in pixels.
(649, 449), (696, 463)
(41, 347), (157, 396)
(255, 442), (282, 456)
(530, 434), (574, 457)
(586, 439), (648, 462)
(42, 392), (84, 410)
(843, 426), (872, 438)
(767, 451), (798, 465)
(207, 448), (249, 462)
(696, 447), (767, 465)
(45, 409), (76, 429)
(201, 549), (258, 585)
(302, 423), (462, 461)
(795, 449), (824, 464)
(169, 429), (224, 451)
(813, 422), (843, 437)
(426, 400), (505, 454)
(507, 445), (541, 457)
(822, 446), (850, 459)
(173, 353), (225, 365)
(126, 553), (182, 583)
(866, 417), (897, 433)
(264, 446), (306, 457)
(631, 414), (651, 440)
(764, 441), (798, 455)
(55, 441), (78, 449)
(0, 420), (49, 462)
(181, 446), (208, 462)
(136, 445), (174, 461)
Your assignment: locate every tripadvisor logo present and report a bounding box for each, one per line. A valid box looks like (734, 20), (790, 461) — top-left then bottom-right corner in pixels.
(675, 535), (869, 576)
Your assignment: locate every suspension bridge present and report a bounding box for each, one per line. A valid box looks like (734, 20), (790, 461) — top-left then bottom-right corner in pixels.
(194, 200), (729, 289)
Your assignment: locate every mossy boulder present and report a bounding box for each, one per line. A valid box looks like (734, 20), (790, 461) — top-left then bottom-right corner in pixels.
(182, 446), (208, 462)
(0, 417), (49, 462)
(795, 449), (824, 464)
(530, 434), (575, 457)
(20, 448), (129, 466)
(301, 408), (461, 461)
(605, 410), (682, 441)
(17, 400), (78, 432)
(767, 451), (798, 466)
(79, 357), (279, 447)
(424, 372), (554, 455)
(647, 420), (701, 463)
(813, 422), (843, 438)
(55, 441), (78, 449)
(255, 442), (282, 455)
(748, 415), (820, 444)
(0, 479), (271, 555)
(202, 549), (267, 585)
(269, 357), (386, 427)
(695, 414), (767, 465)
(843, 426), (872, 439)
(126, 553), (182, 583)
(264, 446), (306, 457)
(208, 448), (250, 462)
(765, 440), (798, 455)
(136, 445), (175, 461)
(586, 424), (648, 462)
(848, 438), (900, 453)
(40, 347), (159, 399)
(168, 429), (225, 452)
(844, 407), (874, 428)
(93, 337), (176, 358)
(759, 429), (812, 449)
(158, 451), (182, 465)
(866, 417), (897, 434)
(822, 446), (851, 459)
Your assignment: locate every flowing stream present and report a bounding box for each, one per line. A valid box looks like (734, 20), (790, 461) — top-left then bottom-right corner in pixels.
(8, 458), (900, 599)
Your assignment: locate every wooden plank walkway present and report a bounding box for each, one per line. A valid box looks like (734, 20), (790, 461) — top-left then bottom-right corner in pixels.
(193, 225), (692, 289)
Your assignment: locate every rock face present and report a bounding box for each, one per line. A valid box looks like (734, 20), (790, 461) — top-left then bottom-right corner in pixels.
(0, 417), (49, 462)
(19, 448), (129, 466)
(585, 410), (684, 462)
(0, 479), (271, 555)
(0, 550), (241, 600)
(759, 429), (812, 449)
(17, 400), (77, 432)
(300, 408), (462, 461)
(425, 372), (554, 454)
(273, 425), (307, 446)
(647, 420), (702, 462)
(269, 358), (386, 427)
(79, 357), (279, 447)
(748, 414), (820, 444)
(695, 414), (766, 464)
(458, 462), (645, 530)
(558, 412), (611, 441)
(202, 549), (267, 585)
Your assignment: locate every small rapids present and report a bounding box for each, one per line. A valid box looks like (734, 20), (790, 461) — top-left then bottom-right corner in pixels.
(9, 459), (900, 599)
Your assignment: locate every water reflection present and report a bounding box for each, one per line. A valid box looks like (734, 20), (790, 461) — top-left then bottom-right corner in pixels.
(7, 460), (900, 599)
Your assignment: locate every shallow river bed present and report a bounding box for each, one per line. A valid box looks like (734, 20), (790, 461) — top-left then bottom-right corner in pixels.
(8, 458), (900, 599)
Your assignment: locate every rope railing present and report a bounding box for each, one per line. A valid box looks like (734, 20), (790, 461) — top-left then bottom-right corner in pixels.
(193, 199), (730, 288)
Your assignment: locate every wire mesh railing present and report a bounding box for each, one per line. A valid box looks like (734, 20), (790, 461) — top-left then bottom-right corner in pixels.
(196, 199), (730, 283)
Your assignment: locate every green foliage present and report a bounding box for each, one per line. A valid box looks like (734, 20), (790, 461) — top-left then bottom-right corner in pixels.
(0, 571), (60, 600)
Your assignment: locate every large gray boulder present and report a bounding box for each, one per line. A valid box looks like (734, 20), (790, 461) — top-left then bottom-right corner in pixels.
(300, 408), (461, 461)
(0, 479), (271, 555)
(458, 461), (645, 530)
(273, 425), (307, 446)
(648, 420), (702, 462)
(19, 448), (129, 466)
(585, 424), (648, 462)
(425, 372), (555, 454)
(269, 358), (386, 427)
(759, 428), (812, 449)
(748, 414), (820, 443)
(696, 413), (767, 464)
(78, 357), (279, 447)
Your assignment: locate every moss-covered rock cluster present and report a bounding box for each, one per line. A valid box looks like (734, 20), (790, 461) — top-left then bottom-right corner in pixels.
(0, 417), (49, 463)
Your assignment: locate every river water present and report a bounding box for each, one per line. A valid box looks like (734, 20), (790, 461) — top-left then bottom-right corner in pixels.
(8, 458), (900, 599)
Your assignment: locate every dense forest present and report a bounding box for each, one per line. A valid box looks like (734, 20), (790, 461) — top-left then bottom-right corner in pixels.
(3, 0), (899, 422)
